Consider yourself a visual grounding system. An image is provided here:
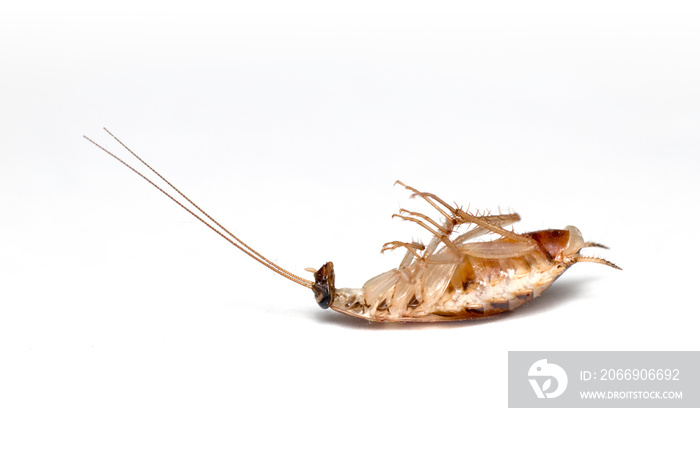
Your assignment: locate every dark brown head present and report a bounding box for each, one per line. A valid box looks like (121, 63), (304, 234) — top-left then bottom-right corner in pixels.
(312, 262), (336, 309)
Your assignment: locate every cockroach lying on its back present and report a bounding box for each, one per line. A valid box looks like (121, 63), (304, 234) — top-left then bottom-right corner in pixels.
(85, 129), (620, 323)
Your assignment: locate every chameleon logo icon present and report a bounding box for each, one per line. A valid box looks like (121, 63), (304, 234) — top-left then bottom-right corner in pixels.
(528, 359), (568, 399)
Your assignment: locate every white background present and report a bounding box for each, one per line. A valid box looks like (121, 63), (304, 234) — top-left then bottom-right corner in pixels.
(1, 1), (698, 464)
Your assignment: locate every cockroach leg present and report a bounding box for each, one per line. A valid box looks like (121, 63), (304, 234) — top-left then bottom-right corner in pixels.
(452, 213), (521, 245)
(397, 209), (449, 235)
(455, 209), (535, 245)
(381, 241), (425, 268)
(381, 241), (425, 257)
(392, 211), (461, 255)
(394, 180), (455, 221)
(396, 180), (533, 246)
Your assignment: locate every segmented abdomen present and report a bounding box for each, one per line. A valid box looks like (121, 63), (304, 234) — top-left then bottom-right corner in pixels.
(332, 251), (569, 322)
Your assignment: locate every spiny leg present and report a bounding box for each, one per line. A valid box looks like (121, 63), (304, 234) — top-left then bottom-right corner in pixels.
(394, 182), (485, 256)
(397, 180), (486, 230)
(394, 209), (451, 236)
(392, 210), (462, 255)
(396, 181), (517, 232)
(422, 218), (457, 257)
(452, 213), (521, 245)
(395, 180), (455, 222)
(396, 180), (535, 245)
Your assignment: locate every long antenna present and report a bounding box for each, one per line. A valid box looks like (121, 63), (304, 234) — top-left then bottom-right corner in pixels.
(84, 129), (314, 289)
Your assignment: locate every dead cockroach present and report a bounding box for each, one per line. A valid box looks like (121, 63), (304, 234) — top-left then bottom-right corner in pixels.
(85, 129), (620, 323)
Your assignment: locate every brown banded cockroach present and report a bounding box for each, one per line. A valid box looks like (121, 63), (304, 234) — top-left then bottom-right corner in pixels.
(85, 129), (620, 323)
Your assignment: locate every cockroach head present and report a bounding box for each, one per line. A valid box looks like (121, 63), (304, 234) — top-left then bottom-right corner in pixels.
(312, 262), (336, 309)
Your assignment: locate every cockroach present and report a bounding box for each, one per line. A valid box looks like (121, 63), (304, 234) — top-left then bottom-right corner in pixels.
(85, 129), (620, 323)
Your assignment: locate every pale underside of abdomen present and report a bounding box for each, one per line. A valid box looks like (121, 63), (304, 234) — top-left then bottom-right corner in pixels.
(331, 254), (569, 322)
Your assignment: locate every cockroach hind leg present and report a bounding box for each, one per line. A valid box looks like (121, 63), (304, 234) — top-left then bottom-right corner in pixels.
(311, 262), (336, 309)
(392, 211), (450, 240)
(395, 180), (457, 220)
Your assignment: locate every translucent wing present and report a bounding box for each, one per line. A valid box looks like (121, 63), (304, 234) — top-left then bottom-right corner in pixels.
(363, 269), (400, 306)
(420, 250), (461, 305)
(421, 262), (459, 305)
(460, 240), (537, 259)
